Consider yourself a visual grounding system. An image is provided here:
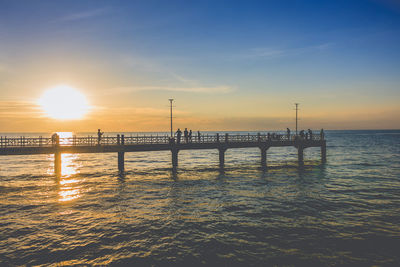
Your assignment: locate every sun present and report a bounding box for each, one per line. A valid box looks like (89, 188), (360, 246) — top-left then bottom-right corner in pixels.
(38, 85), (90, 120)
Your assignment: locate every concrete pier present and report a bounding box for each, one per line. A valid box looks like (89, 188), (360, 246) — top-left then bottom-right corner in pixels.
(171, 148), (179, 170)
(118, 152), (125, 172)
(54, 135), (61, 175)
(218, 148), (226, 168)
(260, 147), (267, 169)
(321, 141), (327, 163)
(54, 152), (61, 175)
(298, 146), (304, 166)
(0, 133), (326, 173)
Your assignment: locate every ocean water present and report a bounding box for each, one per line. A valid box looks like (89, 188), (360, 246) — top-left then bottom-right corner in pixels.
(0, 130), (399, 265)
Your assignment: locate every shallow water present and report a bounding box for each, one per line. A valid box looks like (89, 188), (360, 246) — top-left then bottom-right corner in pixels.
(0, 130), (399, 265)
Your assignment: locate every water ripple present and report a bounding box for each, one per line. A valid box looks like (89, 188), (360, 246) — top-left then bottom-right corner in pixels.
(0, 130), (399, 265)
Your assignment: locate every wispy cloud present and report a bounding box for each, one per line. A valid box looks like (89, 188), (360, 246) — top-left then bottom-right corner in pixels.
(119, 53), (234, 94)
(313, 43), (333, 50)
(95, 106), (188, 116)
(170, 73), (198, 86)
(240, 48), (284, 59)
(121, 54), (163, 73)
(110, 85), (233, 94)
(0, 101), (42, 118)
(58, 7), (110, 22)
(113, 54), (235, 94)
(237, 43), (333, 60)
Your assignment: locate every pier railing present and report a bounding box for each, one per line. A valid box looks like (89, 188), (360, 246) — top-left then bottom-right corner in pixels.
(0, 133), (323, 148)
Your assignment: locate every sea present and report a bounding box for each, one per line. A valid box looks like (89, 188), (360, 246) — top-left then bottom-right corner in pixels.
(0, 130), (399, 266)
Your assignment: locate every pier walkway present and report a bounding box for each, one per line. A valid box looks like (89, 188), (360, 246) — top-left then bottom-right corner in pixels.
(0, 133), (326, 173)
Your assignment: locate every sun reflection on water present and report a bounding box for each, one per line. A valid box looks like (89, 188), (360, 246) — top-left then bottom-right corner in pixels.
(59, 188), (81, 202)
(60, 153), (80, 177)
(58, 153), (84, 202)
(45, 138), (87, 202)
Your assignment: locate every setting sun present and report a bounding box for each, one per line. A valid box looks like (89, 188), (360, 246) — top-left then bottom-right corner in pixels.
(38, 85), (90, 120)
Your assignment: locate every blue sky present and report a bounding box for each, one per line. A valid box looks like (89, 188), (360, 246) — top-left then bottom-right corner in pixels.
(0, 0), (399, 131)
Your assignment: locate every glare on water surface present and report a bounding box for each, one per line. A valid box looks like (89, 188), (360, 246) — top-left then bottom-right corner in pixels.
(42, 132), (88, 202)
(46, 145), (85, 202)
(57, 153), (84, 202)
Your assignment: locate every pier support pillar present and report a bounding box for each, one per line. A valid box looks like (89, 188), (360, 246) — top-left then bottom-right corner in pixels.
(171, 149), (179, 170)
(321, 141), (326, 163)
(118, 152), (125, 172)
(54, 134), (61, 176)
(218, 148), (226, 168)
(298, 146), (304, 166)
(260, 147), (267, 169)
(54, 152), (61, 176)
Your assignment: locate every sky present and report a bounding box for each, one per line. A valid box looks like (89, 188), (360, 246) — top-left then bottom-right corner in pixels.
(0, 0), (399, 132)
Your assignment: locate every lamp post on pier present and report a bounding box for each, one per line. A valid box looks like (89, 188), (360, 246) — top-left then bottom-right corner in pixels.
(169, 99), (174, 137)
(295, 103), (299, 135)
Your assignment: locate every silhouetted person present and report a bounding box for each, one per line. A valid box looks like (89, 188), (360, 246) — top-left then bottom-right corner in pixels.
(287, 128), (290, 139)
(197, 131), (201, 142)
(176, 128), (182, 144)
(300, 130), (305, 139)
(189, 130), (192, 142)
(320, 128), (325, 140)
(184, 128), (188, 143)
(51, 133), (58, 146)
(308, 129), (313, 140)
(267, 132), (270, 140)
(97, 129), (104, 145)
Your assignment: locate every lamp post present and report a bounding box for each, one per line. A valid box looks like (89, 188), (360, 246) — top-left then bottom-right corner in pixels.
(295, 103), (299, 135)
(169, 99), (174, 137)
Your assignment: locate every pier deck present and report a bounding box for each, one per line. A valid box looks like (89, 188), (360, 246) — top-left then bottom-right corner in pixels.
(0, 133), (326, 173)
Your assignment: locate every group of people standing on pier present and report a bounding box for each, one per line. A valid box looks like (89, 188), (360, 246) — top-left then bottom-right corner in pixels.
(172, 128), (324, 144)
(175, 128), (201, 144)
(298, 129), (315, 140)
(267, 128), (324, 141)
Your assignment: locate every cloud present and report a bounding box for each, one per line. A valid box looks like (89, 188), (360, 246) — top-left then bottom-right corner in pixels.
(237, 43), (333, 60)
(109, 85), (233, 94)
(95, 106), (187, 116)
(121, 54), (163, 73)
(58, 8), (110, 22)
(111, 57), (235, 94)
(170, 73), (198, 86)
(0, 101), (42, 118)
(119, 53), (234, 93)
(240, 48), (284, 59)
(313, 43), (333, 50)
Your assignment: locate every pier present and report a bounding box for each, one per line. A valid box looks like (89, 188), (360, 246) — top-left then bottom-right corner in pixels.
(0, 133), (326, 173)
